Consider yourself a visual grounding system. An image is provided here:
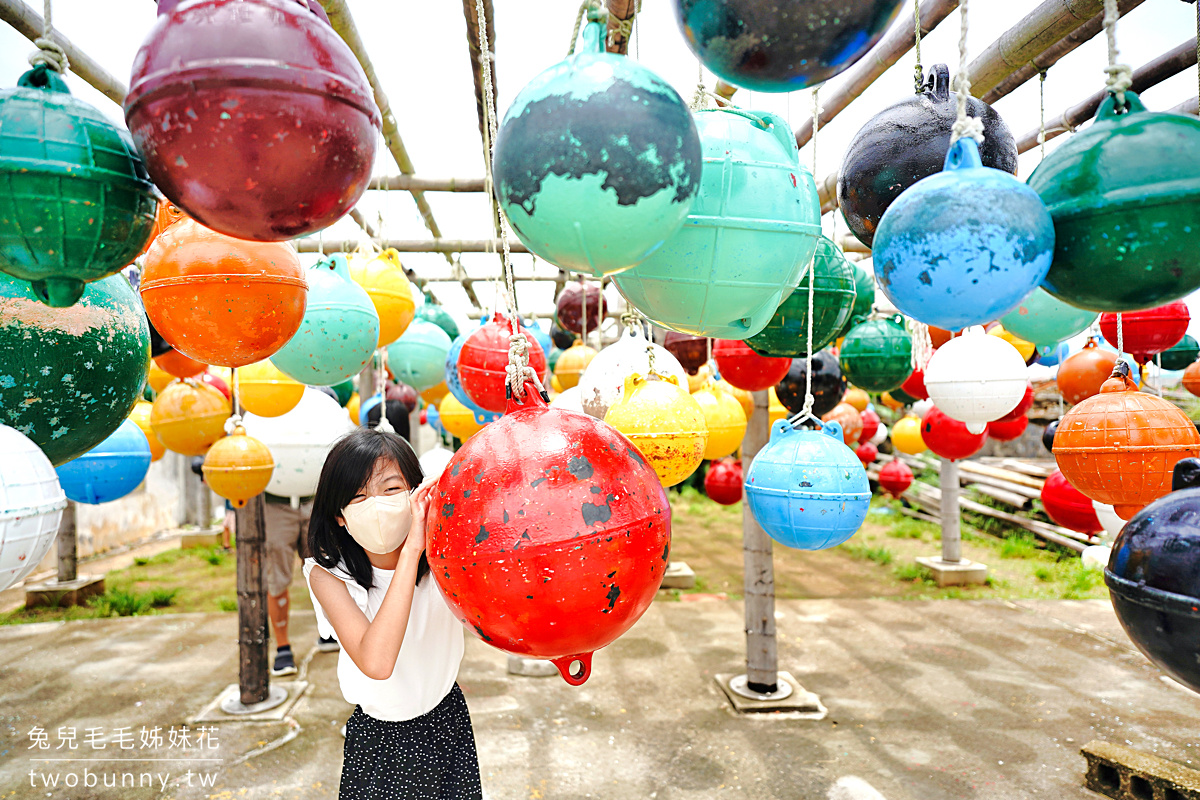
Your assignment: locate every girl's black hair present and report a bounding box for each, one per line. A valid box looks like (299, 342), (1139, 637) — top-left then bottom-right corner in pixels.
(309, 428), (429, 591)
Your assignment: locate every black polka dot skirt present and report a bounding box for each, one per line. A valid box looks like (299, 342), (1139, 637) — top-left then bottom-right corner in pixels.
(339, 684), (483, 800)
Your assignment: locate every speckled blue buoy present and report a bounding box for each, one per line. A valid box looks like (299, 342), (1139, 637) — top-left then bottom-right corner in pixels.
(743, 418), (870, 550)
(492, 8), (701, 277)
(872, 137), (1055, 330)
(55, 418), (152, 505)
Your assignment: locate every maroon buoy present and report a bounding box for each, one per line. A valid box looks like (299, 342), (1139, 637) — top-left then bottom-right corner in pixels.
(555, 283), (607, 337)
(125, 0), (381, 241)
(663, 332), (710, 375)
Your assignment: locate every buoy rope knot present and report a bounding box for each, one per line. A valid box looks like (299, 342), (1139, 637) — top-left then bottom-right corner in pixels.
(28, 0), (69, 74)
(507, 332), (545, 400)
(908, 319), (933, 371)
(1102, 0), (1132, 109)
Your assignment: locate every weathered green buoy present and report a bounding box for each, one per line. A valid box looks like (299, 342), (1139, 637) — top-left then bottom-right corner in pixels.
(838, 315), (912, 393)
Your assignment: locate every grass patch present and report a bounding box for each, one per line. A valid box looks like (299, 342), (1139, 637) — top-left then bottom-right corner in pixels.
(885, 517), (935, 541)
(217, 598), (238, 612)
(146, 588), (179, 608)
(90, 587), (151, 617)
(894, 562), (932, 583)
(201, 548), (225, 566)
(999, 532), (1040, 560)
(133, 556), (150, 566)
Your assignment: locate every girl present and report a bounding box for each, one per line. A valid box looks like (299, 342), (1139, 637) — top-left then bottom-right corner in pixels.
(304, 428), (482, 800)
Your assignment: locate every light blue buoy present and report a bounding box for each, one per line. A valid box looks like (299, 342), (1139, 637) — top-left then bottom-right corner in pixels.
(613, 108), (821, 339)
(426, 403), (446, 438)
(445, 334), (500, 426)
(272, 254), (380, 386)
(385, 319), (451, 393)
(492, 7), (701, 277)
(872, 137), (1055, 330)
(525, 320), (553, 358)
(55, 419), (152, 505)
(743, 418), (870, 550)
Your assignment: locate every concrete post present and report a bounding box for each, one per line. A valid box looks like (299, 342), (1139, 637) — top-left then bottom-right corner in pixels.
(742, 390), (778, 694)
(235, 495), (270, 705)
(940, 458), (961, 563)
(56, 500), (77, 583)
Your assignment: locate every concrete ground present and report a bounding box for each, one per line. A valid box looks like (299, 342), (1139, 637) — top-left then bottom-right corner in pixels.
(2, 597), (1198, 800)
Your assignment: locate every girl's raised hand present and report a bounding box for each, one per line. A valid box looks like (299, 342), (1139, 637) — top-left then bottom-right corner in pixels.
(402, 479), (438, 556)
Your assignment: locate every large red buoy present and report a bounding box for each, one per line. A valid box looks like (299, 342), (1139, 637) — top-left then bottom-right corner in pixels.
(712, 339), (791, 391)
(1040, 469), (1102, 534)
(704, 458), (743, 505)
(457, 313), (548, 413)
(426, 381), (670, 685)
(921, 406), (987, 461)
(1099, 302), (1190, 365)
(124, 0), (380, 241)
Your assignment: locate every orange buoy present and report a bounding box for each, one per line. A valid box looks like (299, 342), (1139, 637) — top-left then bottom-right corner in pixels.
(140, 219), (306, 367)
(1057, 338), (1118, 405)
(822, 402), (863, 446)
(153, 349), (207, 379)
(1184, 361), (1200, 397)
(1054, 366), (1200, 519)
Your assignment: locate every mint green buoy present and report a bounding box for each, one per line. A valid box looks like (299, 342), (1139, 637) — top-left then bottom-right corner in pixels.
(492, 7), (700, 277)
(386, 319), (452, 393)
(999, 287), (1097, 350)
(612, 107), (821, 339)
(272, 253), (380, 386)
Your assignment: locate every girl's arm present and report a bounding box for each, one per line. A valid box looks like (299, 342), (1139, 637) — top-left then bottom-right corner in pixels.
(307, 481), (437, 680)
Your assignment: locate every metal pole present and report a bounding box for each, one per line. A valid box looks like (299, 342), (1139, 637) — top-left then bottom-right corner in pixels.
(56, 500), (77, 583)
(742, 390), (778, 694)
(940, 458), (962, 563)
(235, 495), (269, 705)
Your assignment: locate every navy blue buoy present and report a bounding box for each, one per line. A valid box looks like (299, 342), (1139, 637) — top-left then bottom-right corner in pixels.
(872, 137), (1055, 330)
(55, 419), (152, 505)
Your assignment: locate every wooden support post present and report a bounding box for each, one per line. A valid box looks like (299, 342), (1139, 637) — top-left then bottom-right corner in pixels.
(939, 458), (962, 563)
(235, 495), (269, 706)
(359, 356), (376, 413)
(742, 390), (778, 693)
(56, 500), (76, 583)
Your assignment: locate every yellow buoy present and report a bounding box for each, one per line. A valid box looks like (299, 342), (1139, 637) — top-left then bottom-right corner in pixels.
(439, 392), (484, 441)
(128, 400), (165, 462)
(147, 362), (175, 394)
(420, 381), (449, 406)
(687, 364), (712, 394)
(235, 360), (304, 418)
(692, 382), (747, 459)
(349, 248), (415, 347)
(891, 413), (927, 455)
(717, 379), (753, 420)
(768, 388), (788, 426)
(843, 386), (869, 412)
(987, 323), (1035, 362)
(345, 392), (361, 425)
(202, 425), (274, 507)
(604, 373), (708, 487)
(151, 379), (230, 456)
(554, 341), (597, 390)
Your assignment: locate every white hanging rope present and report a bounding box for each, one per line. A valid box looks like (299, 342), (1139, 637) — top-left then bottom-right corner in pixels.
(1103, 0), (1133, 108)
(28, 0), (68, 74)
(909, 319), (933, 371)
(224, 367), (243, 435)
(1037, 70), (1048, 159)
(913, 0), (924, 94)
(949, 0), (985, 145)
(795, 90), (821, 423)
(475, 0), (545, 401)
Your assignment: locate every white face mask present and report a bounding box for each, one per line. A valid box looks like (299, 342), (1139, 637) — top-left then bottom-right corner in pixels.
(340, 493), (413, 554)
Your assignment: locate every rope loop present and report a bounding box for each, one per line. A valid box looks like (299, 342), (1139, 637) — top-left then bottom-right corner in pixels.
(29, 1), (68, 73)
(1102, 0), (1132, 109)
(949, 0), (984, 146)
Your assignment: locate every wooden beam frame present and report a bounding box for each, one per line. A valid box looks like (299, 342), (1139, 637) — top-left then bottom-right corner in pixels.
(294, 238), (531, 255)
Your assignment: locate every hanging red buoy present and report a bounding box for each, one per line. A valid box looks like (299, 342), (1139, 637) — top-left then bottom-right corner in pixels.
(705, 458), (743, 505)
(995, 382), (1034, 424)
(663, 332), (711, 375)
(859, 408), (881, 444)
(555, 283), (607, 337)
(987, 415), (1029, 442)
(921, 406), (987, 461)
(1099, 302), (1190, 365)
(900, 368), (928, 400)
(855, 442), (878, 464)
(457, 313), (548, 413)
(124, 0), (381, 241)
(426, 381), (670, 685)
(712, 339), (791, 392)
(1040, 469), (1102, 535)
(878, 459), (913, 497)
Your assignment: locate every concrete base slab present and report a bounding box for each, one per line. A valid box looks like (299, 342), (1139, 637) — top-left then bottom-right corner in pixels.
(505, 655), (558, 678)
(1082, 740), (1200, 799)
(181, 530), (223, 549)
(660, 560), (696, 589)
(714, 671), (827, 718)
(916, 555), (989, 587)
(191, 680), (308, 724)
(24, 574), (104, 608)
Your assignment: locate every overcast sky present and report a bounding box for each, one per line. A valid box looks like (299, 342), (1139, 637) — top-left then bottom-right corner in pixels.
(2, 0), (1197, 336)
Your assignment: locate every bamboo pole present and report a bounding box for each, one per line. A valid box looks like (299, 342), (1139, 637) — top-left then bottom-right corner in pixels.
(794, 0), (960, 148)
(0, 0), (128, 105)
(1015, 38), (1199, 153)
(295, 238), (531, 255)
(461, 0), (496, 169)
(368, 175), (488, 192)
(980, 0), (1147, 104)
(318, 0), (454, 266)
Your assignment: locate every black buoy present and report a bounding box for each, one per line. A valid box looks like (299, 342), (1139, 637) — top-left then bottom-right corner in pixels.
(775, 351), (846, 418)
(1042, 420), (1059, 454)
(838, 64), (1018, 247)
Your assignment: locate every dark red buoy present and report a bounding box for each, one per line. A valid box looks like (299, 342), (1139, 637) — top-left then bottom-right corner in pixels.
(712, 339), (791, 392)
(995, 382), (1034, 424)
(664, 332), (711, 375)
(1040, 469), (1102, 534)
(427, 381), (671, 685)
(555, 283), (607, 337)
(921, 406), (987, 461)
(705, 458), (743, 506)
(458, 313), (548, 413)
(987, 415), (1029, 442)
(125, 0), (381, 241)
(878, 459), (913, 497)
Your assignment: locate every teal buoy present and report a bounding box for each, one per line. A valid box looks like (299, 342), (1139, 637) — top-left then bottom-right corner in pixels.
(272, 254), (379, 386)
(492, 8), (700, 277)
(1000, 286), (1097, 349)
(613, 108), (821, 339)
(386, 319), (451, 392)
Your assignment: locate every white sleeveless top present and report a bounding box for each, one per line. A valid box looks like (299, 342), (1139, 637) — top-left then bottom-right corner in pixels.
(302, 557), (465, 722)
